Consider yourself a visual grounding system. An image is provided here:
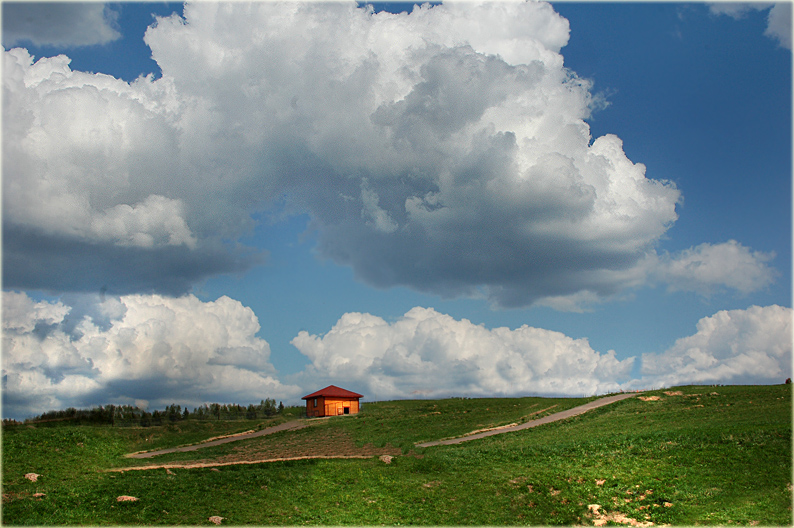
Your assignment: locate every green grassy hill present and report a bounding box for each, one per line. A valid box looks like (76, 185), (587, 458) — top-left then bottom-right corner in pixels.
(2, 384), (791, 525)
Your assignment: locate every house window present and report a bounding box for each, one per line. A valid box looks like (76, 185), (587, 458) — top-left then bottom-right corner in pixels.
(313, 398), (317, 407)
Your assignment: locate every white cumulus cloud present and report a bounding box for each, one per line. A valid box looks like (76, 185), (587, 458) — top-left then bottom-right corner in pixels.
(652, 240), (776, 296)
(291, 306), (635, 399)
(3, 49), (192, 248)
(4, 292), (790, 418)
(2, 291), (300, 419)
(637, 305), (792, 388)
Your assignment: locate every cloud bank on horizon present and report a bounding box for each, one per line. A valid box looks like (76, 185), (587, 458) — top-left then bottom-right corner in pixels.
(3, 291), (791, 419)
(2, 1), (790, 419)
(2, 291), (297, 417)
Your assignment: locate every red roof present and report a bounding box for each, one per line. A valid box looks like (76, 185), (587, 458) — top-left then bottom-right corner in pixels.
(301, 385), (363, 400)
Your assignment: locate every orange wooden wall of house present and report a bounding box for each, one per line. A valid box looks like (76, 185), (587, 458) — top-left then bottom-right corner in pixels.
(324, 397), (359, 416)
(305, 396), (359, 417)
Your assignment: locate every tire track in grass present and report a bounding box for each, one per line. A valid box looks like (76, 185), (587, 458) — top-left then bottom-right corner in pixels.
(125, 420), (307, 459)
(415, 393), (639, 447)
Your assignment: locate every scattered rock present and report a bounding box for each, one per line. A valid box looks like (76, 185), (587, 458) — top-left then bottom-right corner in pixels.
(596, 479), (606, 486)
(379, 455), (393, 464)
(24, 473), (40, 482)
(210, 468), (220, 472)
(117, 496), (138, 502)
(208, 515), (224, 525)
(166, 469), (175, 475)
(32, 493), (45, 498)
(664, 391), (683, 396)
(638, 396), (661, 401)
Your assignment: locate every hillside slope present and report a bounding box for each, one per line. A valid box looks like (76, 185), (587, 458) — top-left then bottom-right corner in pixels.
(2, 385), (791, 525)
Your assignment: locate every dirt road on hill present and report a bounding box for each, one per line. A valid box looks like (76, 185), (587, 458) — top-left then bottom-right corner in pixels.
(415, 392), (639, 447)
(122, 393), (639, 466)
(126, 420), (308, 459)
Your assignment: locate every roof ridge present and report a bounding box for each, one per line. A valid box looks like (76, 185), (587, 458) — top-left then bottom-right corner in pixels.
(301, 385), (363, 400)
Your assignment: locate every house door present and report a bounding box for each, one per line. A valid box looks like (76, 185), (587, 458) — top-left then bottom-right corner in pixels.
(344, 407), (350, 414)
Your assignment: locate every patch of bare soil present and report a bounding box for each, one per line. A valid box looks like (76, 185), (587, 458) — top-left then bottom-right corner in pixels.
(114, 428), (402, 471)
(2, 492), (26, 504)
(221, 427), (402, 462)
(638, 396), (661, 402)
(587, 504), (654, 527)
(116, 496), (139, 502)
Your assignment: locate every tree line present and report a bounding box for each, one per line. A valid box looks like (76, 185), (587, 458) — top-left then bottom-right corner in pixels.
(7, 398), (287, 427)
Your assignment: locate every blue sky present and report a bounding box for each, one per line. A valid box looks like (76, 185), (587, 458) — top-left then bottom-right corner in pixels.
(2, 1), (791, 419)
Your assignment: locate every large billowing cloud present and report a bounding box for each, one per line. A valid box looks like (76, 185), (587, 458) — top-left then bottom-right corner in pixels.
(291, 306), (634, 399)
(2, 2), (121, 49)
(2, 1), (776, 307)
(637, 305), (792, 388)
(1, 291), (301, 419)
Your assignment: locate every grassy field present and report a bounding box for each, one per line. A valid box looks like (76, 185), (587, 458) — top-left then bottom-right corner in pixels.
(2, 384), (791, 525)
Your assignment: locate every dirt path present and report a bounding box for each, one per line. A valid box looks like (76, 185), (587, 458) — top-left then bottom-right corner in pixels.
(415, 393), (638, 447)
(110, 455), (377, 472)
(126, 420), (308, 459)
(122, 393), (638, 464)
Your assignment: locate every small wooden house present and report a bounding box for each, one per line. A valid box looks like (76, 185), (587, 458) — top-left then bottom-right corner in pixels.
(302, 385), (363, 417)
